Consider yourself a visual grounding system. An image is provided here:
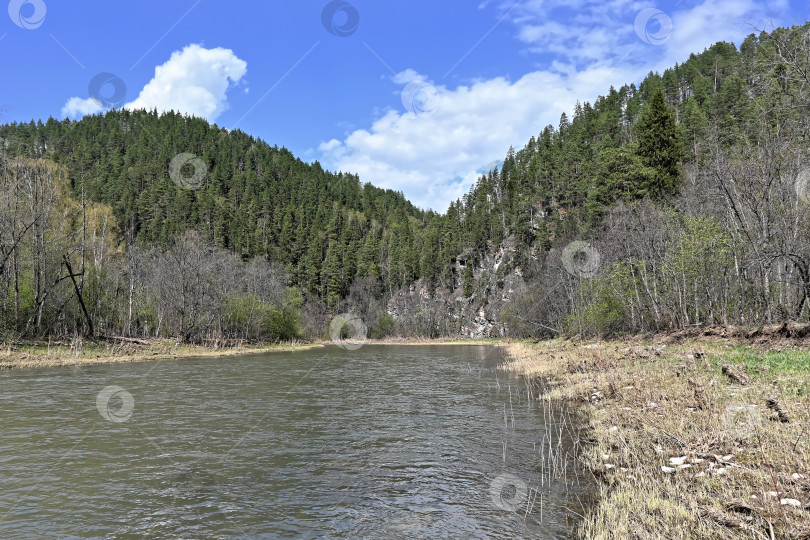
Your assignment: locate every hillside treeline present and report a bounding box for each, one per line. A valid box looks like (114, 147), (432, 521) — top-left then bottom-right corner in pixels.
(490, 24), (810, 336)
(1, 23), (808, 341)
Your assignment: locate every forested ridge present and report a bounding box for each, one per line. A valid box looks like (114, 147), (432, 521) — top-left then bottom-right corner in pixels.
(2, 23), (809, 342)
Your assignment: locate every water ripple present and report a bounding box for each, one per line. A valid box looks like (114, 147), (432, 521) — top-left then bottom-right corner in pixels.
(0, 345), (588, 538)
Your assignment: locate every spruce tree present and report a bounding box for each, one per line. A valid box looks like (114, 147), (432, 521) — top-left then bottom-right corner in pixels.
(463, 264), (474, 297)
(634, 88), (683, 198)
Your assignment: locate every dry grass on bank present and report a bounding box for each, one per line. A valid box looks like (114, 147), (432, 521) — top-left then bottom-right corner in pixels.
(0, 338), (320, 370)
(0, 335), (493, 370)
(348, 337), (503, 346)
(502, 339), (810, 539)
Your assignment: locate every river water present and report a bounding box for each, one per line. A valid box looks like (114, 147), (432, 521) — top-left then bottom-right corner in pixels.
(0, 345), (589, 538)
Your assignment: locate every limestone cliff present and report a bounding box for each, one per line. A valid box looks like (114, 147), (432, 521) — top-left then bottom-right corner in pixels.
(387, 236), (530, 338)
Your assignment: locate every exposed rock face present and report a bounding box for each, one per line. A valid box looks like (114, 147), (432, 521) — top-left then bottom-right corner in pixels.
(387, 237), (528, 338)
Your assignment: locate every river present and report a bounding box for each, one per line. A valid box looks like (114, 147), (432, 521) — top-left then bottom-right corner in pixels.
(0, 345), (588, 538)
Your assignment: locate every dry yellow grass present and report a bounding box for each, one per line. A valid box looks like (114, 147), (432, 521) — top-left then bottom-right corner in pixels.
(502, 339), (810, 539)
(346, 338), (502, 346)
(2, 335), (489, 370)
(1, 338), (321, 369)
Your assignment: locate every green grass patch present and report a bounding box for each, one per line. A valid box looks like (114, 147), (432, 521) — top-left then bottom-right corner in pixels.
(718, 345), (810, 375)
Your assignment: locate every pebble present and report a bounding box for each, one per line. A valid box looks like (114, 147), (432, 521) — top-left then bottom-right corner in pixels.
(781, 498), (802, 508)
(669, 456), (687, 466)
(792, 473), (806, 480)
(661, 466), (676, 474)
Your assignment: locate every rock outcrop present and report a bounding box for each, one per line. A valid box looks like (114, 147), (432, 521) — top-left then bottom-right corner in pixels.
(387, 236), (528, 338)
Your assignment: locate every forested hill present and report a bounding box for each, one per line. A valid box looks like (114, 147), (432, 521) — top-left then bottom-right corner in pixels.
(463, 22), (810, 337)
(0, 110), (428, 307)
(455, 24), (804, 260)
(2, 22), (809, 341)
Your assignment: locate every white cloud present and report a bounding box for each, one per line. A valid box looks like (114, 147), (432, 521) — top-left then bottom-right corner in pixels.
(320, 66), (636, 212)
(62, 44), (247, 122)
(125, 44), (246, 121)
(392, 69), (424, 85)
(509, 0), (785, 71)
(320, 0), (789, 213)
(667, 0), (787, 61)
(61, 97), (103, 119)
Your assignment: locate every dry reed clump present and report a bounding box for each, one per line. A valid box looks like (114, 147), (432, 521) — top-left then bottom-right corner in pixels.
(500, 339), (810, 539)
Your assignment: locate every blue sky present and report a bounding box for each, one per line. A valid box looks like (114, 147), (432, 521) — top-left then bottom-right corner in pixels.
(1, 0), (805, 211)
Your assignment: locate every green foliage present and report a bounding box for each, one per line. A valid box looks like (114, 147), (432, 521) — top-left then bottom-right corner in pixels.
(463, 264), (474, 297)
(564, 275), (629, 337)
(667, 216), (733, 281)
(1, 276), (35, 332)
(222, 294), (300, 342)
(586, 146), (656, 221)
(369, 314), (395, 339)
(634, 88), (683, 199)
(263, 306), (300, 343)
